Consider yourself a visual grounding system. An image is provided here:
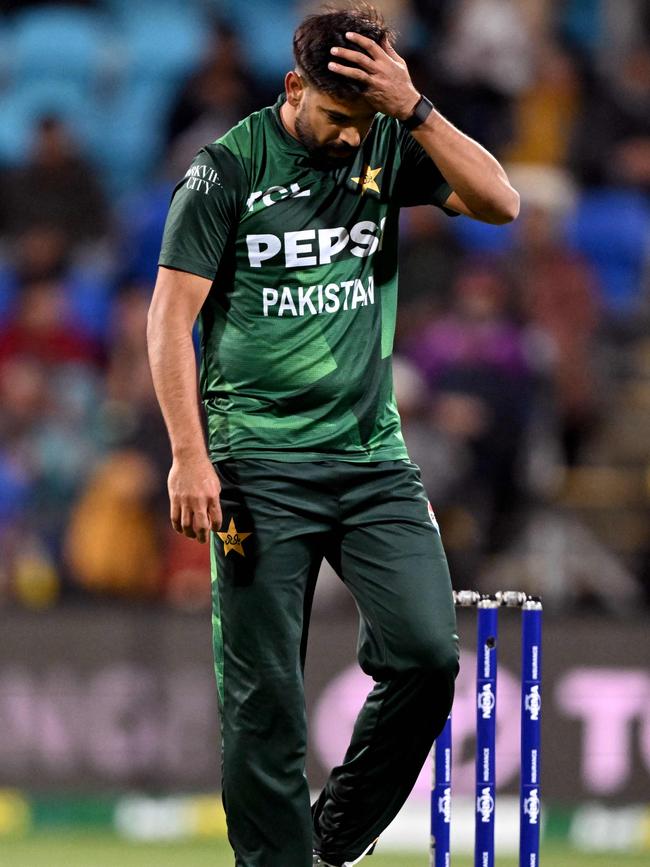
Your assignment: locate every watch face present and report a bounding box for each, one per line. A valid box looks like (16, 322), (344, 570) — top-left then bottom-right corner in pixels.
(405, 95), (433, 130)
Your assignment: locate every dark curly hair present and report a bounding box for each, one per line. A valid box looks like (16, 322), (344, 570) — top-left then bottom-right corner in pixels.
(293, 3), (396, 99)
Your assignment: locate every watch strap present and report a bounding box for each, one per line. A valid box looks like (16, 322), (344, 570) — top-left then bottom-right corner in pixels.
(402, 94), (434, 131)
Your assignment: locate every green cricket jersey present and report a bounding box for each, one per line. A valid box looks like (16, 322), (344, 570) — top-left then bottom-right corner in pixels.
(159, 96), (454, 462)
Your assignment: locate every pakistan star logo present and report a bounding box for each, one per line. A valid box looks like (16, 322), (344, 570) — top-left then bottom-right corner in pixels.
(352, 165), (382, 195)
(217, 517), (252, 557)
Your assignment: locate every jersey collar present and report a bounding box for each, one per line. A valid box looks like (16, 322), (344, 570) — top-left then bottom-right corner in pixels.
(270, 94), (312, 161)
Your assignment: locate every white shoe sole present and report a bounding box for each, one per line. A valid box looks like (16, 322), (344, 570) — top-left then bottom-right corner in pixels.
(343, 837), (379, 866)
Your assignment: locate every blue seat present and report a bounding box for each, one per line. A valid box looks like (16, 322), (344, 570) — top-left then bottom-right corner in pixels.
(227, 0), (298, 81)
(0, 452), (32, 526)
(449, 214), (516, 255)
(66, 267), (115, 340)
(560, 0), (603, 53)
(117, 180), (175, 283)
(104, 0), (223, 15)
(0, 262), (19, 324)
(0, 20), (11, 88)
(7, 6), (109, 85)
(565, 189), (650, 315)
(116, 4), (208, 81)
(94, 77), (177, 193)
(0, 79), (96, 164)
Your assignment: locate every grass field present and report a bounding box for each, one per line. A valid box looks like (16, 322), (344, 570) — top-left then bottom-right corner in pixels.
(2, 834), (647, 867)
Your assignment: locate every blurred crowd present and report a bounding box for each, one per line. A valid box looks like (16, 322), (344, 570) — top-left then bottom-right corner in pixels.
(0, 0), (649, 612)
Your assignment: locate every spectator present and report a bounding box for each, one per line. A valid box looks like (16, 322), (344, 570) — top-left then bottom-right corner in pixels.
(0, 358), (44, 523)
(0, 116), (109, 245)
(0, 354), (100, 604)
(103, 282), (169, 466)
(166, 21), (264, 173)
(597, 0), (650, 65)
(396, 205), (462, 344)
(105, 284), (159, 409)
(439, 0), (534, 152)
(0, 225), (115, 339)
(504, 39), (582, 167)
(6, 225), (70, 284)
(393, 353), (470, 508)
(404, 261), (535, 557)
(571, 44), (650, 190)
(0, 278), (102, 371)
(65, 449), (162, 599)
(507, 202), (602, 466)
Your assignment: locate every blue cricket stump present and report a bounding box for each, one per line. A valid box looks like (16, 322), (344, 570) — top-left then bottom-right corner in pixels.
(520, 599), (542, 867)
(431, 591), (542, 867)
(430, 713), (452, 867)
(475, 597), (499, 867)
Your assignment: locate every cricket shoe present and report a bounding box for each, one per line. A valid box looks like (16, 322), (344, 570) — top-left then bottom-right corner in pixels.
(313, 838), (378, 867)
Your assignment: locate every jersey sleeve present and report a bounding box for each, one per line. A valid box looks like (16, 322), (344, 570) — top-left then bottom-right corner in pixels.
(158, 144), (246, 280)
(393, 126), (456, 212)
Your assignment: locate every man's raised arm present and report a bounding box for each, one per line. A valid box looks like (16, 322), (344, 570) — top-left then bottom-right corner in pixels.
(328, 31), (520, 225)
(147, 266), (221, 544)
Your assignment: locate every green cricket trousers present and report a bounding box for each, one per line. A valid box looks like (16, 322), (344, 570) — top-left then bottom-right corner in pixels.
(211, 459), (459, 867)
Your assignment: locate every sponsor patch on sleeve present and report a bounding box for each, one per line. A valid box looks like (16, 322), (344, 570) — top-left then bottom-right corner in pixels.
(184, 164), (223, 194)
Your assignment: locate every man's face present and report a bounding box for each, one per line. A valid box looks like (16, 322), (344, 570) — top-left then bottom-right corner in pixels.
(293, 83), (376, 163)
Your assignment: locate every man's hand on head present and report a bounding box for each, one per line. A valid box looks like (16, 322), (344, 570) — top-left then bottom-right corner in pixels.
(328, 31), (420, 121)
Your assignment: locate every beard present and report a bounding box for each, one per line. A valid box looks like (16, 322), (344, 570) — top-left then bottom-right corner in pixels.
(294, 110), (358, 165)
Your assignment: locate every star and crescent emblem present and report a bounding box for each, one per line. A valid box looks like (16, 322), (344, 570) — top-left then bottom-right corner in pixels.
(217, 517), (252, 557)
(352, 164), (382, 195)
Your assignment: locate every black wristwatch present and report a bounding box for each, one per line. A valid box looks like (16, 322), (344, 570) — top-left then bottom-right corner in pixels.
(402, 94), (434, 131)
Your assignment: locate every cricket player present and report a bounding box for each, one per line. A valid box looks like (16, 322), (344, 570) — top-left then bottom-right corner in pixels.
(147, 5), (519, 866)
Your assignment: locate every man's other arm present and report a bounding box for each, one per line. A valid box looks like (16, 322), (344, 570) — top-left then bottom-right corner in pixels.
(147, 266), (221, 544)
